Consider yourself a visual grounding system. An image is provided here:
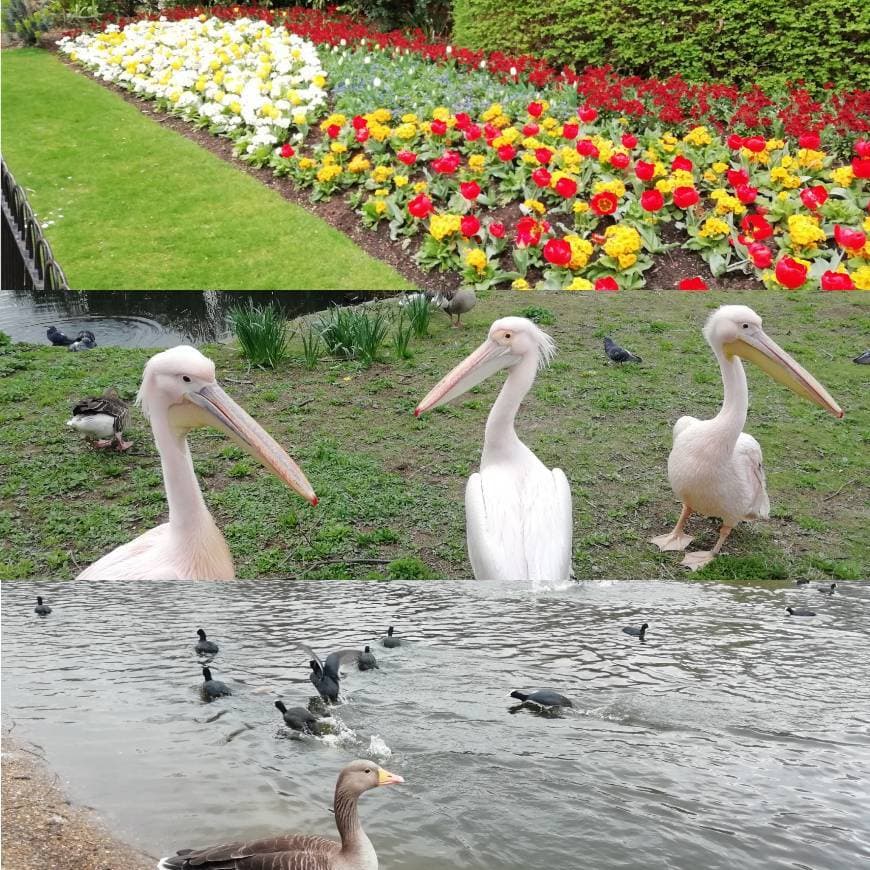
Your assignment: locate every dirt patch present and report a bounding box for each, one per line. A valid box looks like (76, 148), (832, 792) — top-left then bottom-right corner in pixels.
(1, 730), (154, 870)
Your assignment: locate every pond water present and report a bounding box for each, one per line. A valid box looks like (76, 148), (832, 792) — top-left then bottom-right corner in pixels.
(2, 579), (869, 870)
(0, 289), (385, 347)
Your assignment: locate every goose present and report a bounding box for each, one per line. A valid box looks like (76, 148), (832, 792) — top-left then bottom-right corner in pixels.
(66, 388), (132, 451)
(439, 288), (477, 327)
(381, 626), (401, 649)
(415, 316), (572, 583)
(76, 346), (316, 580)
(622, 623), (648, 639)
(34, 596), (52, 615)
(201, 667), (231, 699)
(274, 701), (326, 734)
(650, 305), (842, 570)
(509, 690), (573, 708)
(195, 629), (219, 654)
(358, 646), (379, 671)
(158, 759), (404, 870)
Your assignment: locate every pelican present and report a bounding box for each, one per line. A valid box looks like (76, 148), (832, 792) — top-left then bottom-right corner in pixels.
(77, 345), (316, 580)
(650, 305), (843, 571)
(415, 317), (572, 582)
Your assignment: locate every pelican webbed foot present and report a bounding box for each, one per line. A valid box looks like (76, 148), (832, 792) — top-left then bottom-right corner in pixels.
(680, 550), (716, 571)
(650, 530), (694, 552)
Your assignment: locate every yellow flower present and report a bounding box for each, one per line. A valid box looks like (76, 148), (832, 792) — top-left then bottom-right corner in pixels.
(712, 161), (729, 174)
(394, 123), (416, 140)
(714, 193), (746, 215)
(468, 154), (486, 173)
(523, 199), (546, 215)
(683, 126), (712, 147)
(603, 225), (642, 258)
(371, 164), (394, 183)
(319, 113), (346, 133)
(481, 103), (503, 122)
(573, 201), (590, 214)
(787, 214), (826, 248)
(565, 277), (593, 291)
(297, 157), (315, 170)
(558, 147), (582, 169)
(313, 74), (326, 88)
(592, 179), (626, 198)
(367, 108), (391, 124)
(414, 181), (428, 193)
(655, 177), (676, 195)
(766, 138), (785, 151)
(348, 154), (371, 174)
(316, 164), (342, 184)
(853, 265), (870, 290)
(330, 142), (347, 154)
(698, 217), (730, 238)
(465, 248), (488, 275)
(565, 234), (593, 270)
(374, 188), (389, 197)
(367, 122), (391, 142)
(617, 252), (637, 269)
(429, 213), (462, 241)
(374, 200), (387, 215)
(432, 106), (450, 122)
(770, 166), (801, 188)
(394, 175), (409, 188)
(512, 278), (531, 291)
(541, 117), (558, 130)
(401, 113), (418, 124)
(831, 166), (854, 187)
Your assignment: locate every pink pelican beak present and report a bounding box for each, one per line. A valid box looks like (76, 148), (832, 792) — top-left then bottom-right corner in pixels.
(187, 383), (318, 505)
(415, 338), (519, 416)
(723, 328), (843, 418)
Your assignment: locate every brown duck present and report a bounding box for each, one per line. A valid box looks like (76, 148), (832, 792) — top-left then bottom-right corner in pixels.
(158, 760), (404, 870)
(66, 387), (132, 451)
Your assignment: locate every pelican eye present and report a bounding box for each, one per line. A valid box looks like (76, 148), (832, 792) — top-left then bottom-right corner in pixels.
(742, 324), (749, 329)
(182, 375), (191, 382)
(504, 332), (512, 339)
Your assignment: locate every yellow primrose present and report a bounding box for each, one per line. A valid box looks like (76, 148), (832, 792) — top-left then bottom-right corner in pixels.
(394, 175), (409, 188)
(831, 166), (854, 187)
(348, 154), (372, 173)
(565, 277), (593, 291)
(523, 199), (547, 215)
(316, 164), (343, 184)
(512, 278), (532, 291)
(429, 213), (462, 241)
(371, 164), (394, 183)
(787, 214), (826, 248)
(330, 142), (347, 154)
(683, 126), (712, 147)
(698, 217), (731, 238)
(465, 248), (488, 275)
(468, 154), (486, 173)
(565, 234), (593, 270)
(853, 265), (870, 290)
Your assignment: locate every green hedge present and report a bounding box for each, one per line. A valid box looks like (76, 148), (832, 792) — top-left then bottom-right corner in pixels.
(452, 0), (870, 88)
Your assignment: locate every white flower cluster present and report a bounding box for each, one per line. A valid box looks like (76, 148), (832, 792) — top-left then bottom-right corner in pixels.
(58, 16), (328, 153)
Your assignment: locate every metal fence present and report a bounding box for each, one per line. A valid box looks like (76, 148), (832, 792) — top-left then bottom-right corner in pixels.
(1, 155), (70, 291)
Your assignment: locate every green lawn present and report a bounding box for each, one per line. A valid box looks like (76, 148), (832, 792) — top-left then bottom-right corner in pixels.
(0, 49), (411, 290)
(1, 290), (867, 582)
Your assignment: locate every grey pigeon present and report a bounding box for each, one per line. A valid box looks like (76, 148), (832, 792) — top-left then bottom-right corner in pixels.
(604, 336), (641, 363)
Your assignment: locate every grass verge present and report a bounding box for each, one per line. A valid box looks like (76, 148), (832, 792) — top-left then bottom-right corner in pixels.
(0, 48), (412, 291)
(0, 290), (867, 582)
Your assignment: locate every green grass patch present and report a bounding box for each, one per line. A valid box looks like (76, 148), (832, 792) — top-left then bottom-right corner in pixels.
(0, 290), (868, 582)
(0, 48), (412, 291)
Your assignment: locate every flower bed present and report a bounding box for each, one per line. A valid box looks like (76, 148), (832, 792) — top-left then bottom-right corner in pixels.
(59, 11), (870, 292)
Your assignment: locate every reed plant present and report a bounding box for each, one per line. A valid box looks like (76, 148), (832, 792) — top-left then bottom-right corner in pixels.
(227, 301), (290, 368)
(405, 293), (433, 338)
(316, 305), (389, 367)
(392, 313), (414, 360)
(300, 322), (323, 369)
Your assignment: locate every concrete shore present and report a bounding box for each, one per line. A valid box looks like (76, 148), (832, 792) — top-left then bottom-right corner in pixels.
(1, 732), (154, 870)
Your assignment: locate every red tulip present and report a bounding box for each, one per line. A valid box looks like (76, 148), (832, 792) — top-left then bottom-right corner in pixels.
(775, 256), (807, 289)
(800, 186), (828, 210)
(279, 143), (294, 158)
(522, 123), (540, 136)
(531, 167), (552, 188)
(672, 186), (700, 209)
(678, 276), (708, 292)
(355, 128), (370, 143)
(535, 147), (553, 165)
(408, 194), (434, 219)
(460, 214), (481, 237)
(464, 124), (482, 142)
(543, 238), (572, 267)
(834, 225), (866, 250)
(396, 150), (417, 166)
(516, 216), (542, 247)
(352, 115), (368, 130)
(431, 119), (447, 136)
(744, 136), (766, 153)
(852, 157), (870, 179)
(576, 139), (599, 158)
(454, 113), (472, 131)
(747, 242), (773, 268)
(820, 270), (854, 291)
(483, 123), (499, 142)
(590, 191), (618, 215)
(635, 160), (655, 181)
(460, 181), (481, 201)
(562, 122), (579, 140)
(726, 134), (744, 150)
(640, 189), (664, 212)
(621, 133), (638, 149)
(327, 124), (341, 139)
(594, 276), (619, 292)
(854, 139), (870, 158)
(528, 101), (544, 118)
(798, 132), (821, 150)
(497, 144), (516, 162)
(740, 213), (773, 242)
(489, 221), (506, 239)
(610, 152), (630, 170)
(727, 168), (750, 187)
(577, 107), (598, 123)
(554, 176), (578, 198)
(736, 184), (758, 204)
(671, 155), (693, 172)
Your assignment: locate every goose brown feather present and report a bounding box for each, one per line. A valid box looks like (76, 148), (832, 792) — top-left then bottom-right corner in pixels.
(72, 387), (130, 433)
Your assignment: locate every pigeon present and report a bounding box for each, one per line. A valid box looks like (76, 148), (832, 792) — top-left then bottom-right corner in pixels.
(853, 350), (870, 365)
(604, 336), (641, 363)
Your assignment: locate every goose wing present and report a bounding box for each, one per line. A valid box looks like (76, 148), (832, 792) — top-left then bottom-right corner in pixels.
(162, 835), (339, 869)
(72, 389), (129, 431)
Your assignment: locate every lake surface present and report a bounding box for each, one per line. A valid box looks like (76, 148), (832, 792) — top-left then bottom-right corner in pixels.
(2, 579), (869, 869)
(0, 289), (385, 347)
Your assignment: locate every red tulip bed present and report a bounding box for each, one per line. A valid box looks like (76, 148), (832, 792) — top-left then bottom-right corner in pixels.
(65, 6), (870, 293)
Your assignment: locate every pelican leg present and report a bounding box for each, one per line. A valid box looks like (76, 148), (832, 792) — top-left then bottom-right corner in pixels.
(649, 504), (694, 551)
(680, 525), (733, 571)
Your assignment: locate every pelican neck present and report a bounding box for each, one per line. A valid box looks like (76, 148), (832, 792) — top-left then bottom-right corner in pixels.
(483, 353), (538, 460)
(710, 343), (749, 450)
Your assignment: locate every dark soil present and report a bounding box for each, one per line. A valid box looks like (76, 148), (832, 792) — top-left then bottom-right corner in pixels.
(53, 50), (765, 295)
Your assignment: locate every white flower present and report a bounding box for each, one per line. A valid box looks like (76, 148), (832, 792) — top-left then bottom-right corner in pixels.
(373, 77), (382, 87)
(446, 45), (452, 55)
(510, 66), (517, 77)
